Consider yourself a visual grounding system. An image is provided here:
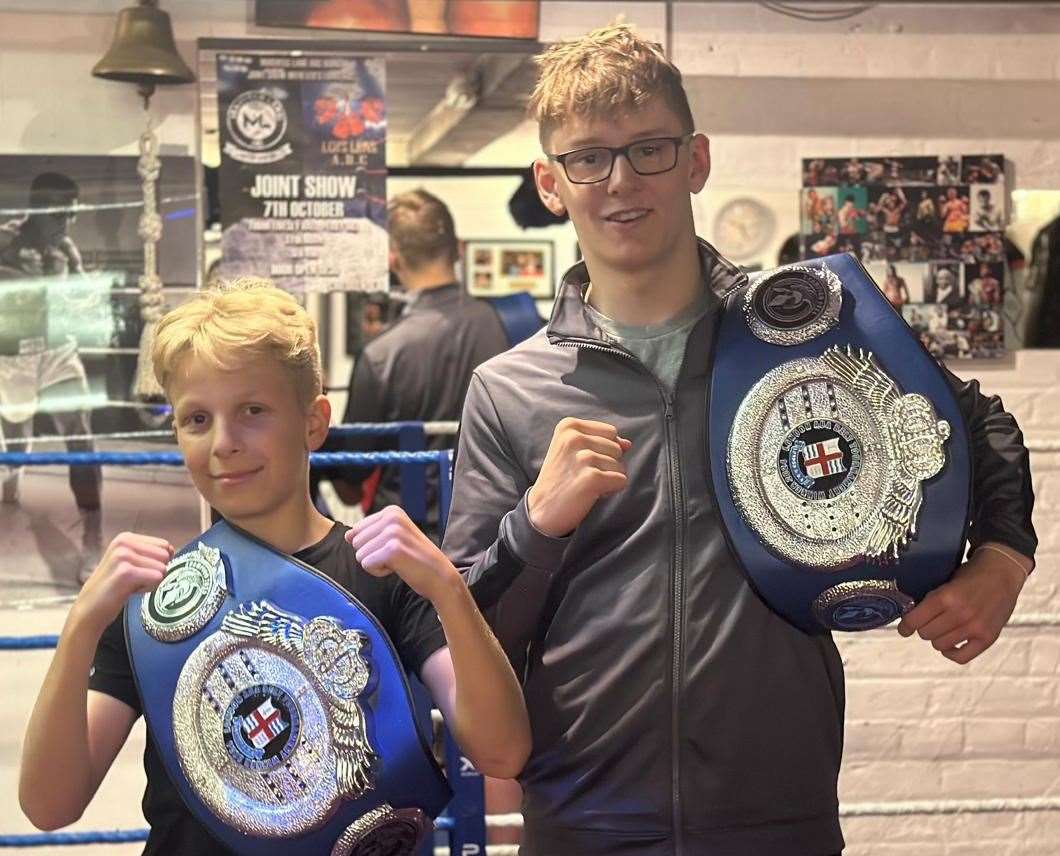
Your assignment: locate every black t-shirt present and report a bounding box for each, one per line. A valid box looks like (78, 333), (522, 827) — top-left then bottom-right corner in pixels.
(88, 522), (447, 856)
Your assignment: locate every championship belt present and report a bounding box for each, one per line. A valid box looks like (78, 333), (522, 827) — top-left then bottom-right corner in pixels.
(708, 253), (971, 633)
(125, 520), (452, 854)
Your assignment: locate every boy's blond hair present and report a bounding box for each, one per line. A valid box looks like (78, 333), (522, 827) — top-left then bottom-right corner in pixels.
(387, 188), (458, 270)
(528, 23), (695, 147)
(152, 277), (322, 407)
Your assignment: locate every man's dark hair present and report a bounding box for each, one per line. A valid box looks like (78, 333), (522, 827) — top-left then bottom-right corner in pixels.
(387, 188), (458, 269)
(29, 171), (79, 209)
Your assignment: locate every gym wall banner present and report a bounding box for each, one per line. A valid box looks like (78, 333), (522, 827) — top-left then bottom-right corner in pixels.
(215, 52), (387, 293)
(801, 154), (1009, 361)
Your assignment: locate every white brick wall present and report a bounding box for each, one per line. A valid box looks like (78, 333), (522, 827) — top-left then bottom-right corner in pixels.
(837, 349), (1060, 855)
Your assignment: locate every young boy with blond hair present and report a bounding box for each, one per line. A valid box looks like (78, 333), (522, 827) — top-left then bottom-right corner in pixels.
(442, 24), (1035, 856)
(20, 277), (530, 854)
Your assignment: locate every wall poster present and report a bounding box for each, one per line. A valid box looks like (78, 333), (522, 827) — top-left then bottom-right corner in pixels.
(215, 51), (388, 293)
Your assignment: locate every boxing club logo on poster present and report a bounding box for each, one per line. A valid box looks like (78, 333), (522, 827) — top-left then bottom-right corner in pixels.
(224, 87), (291, 164)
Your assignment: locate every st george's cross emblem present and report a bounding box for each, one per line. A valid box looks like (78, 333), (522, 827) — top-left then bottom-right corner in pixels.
(800, 438), (846, 480)
(243, 697), (288, 750)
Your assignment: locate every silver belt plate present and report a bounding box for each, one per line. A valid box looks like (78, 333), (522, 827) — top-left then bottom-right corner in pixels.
(172, 600), (379, 838)
(728, 345), (950, 569)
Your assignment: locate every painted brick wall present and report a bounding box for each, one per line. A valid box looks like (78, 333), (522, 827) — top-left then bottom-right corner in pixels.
(838, 348), (1060, 856)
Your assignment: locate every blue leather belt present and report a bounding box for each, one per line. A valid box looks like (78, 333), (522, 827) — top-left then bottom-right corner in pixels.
(126, 520), (451, 854)
(707, 253), (972, 633)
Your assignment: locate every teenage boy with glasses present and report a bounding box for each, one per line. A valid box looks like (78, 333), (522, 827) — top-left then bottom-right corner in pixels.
(442, 24), (1036, 856)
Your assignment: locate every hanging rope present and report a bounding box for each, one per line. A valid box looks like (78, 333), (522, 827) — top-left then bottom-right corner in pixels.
(132, 116), (166, 399)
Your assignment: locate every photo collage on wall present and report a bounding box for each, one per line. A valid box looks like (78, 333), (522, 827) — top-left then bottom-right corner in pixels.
(801, 154), (1007, 360)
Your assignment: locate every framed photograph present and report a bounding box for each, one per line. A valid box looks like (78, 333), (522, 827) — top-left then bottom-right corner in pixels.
(464, 239), (554, 299)
(970, 184), (1005, 232)
(961, 154), (1004, 185)
(256, 0), (540, 40)
(0, 154), (197, 430)
(801, 187), (836, 235)
(923, 261), (964, 307)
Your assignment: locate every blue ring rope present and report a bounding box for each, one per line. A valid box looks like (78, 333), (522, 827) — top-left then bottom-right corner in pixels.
(0, 451), (448, 467)
(0, 636), (58, 650)
(0, 829), (149, 847)
(328, 421), (428, 436)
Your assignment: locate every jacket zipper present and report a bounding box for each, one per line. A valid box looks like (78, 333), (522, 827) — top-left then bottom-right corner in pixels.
(558, 337), (687, 854)
(663, 392), (685, 856)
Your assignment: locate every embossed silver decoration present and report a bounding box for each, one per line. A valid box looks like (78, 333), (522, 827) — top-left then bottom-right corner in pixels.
(330, 804), (432, 856)
(172, 600), (377, 838)
(812, 579), (915, 631)
(728, 345), (951, 569)
(141, 542), (226, 642)
(744, 262), (842, 346)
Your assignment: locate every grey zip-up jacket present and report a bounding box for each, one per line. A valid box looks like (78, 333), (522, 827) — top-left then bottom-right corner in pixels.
(445, 241), (1037, 856)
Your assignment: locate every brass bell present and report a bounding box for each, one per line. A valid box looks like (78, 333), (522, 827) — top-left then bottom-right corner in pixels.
(92, 0), (195, 106)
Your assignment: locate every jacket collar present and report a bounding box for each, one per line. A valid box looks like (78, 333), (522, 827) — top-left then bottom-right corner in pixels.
(404, 281), (462, 311)
(546, 237), (748, 345)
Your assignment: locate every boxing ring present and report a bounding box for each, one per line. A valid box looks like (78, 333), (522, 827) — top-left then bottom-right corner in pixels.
(1, 421), (1058, 854)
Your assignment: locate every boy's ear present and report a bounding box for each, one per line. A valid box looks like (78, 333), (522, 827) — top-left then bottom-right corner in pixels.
(533, 159), (567, 217)
(306, 394), (332, 451)
(688, 133), (711, 194)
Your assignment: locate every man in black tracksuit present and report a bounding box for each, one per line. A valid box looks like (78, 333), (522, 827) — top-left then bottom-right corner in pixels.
(441, 25), (1036, 856)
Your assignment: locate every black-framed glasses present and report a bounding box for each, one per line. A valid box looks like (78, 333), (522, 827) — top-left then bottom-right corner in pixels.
(547, 134), (693, 184)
